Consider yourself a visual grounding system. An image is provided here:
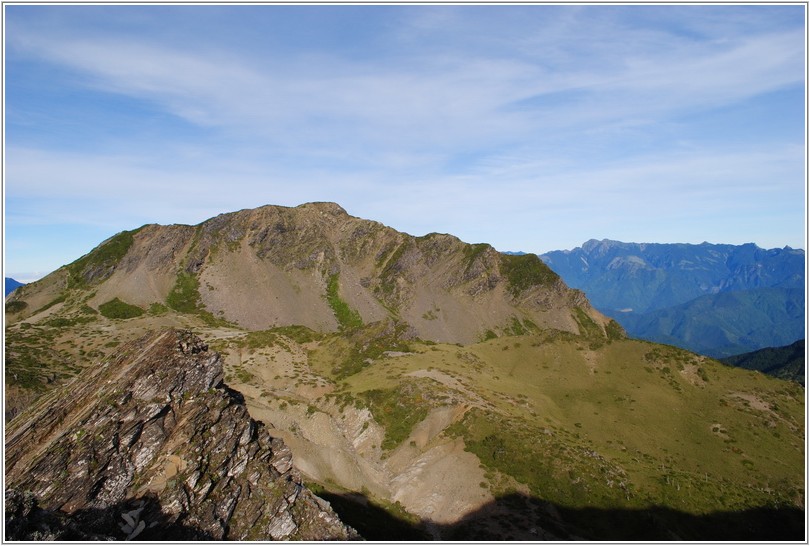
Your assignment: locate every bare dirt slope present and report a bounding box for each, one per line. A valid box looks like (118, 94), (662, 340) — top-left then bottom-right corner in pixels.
(226, 345), (494, 528)
(6, 202), (615, 345)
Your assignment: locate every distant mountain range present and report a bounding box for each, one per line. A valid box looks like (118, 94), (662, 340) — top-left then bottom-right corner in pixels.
(5, 277), (24, 297)
(540, 240), (805, 358)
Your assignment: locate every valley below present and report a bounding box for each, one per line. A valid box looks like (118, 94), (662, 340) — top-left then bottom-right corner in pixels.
(4, 203), (805, 540)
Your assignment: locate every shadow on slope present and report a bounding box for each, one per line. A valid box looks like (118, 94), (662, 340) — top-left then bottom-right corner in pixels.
(313, 490), (432, 540)
(319, 491), (805, 541)
(7, 487), (803, 541)
(5, 490), (215, 541)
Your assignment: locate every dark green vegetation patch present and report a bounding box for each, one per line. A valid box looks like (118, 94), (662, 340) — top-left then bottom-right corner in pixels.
(43, 315), (96, 328)
(605, 319), (625, 341)
(98, 298), (144, 319)
(165, 271), (232, 327)
(503, 316), (540, 337)
(359, 381), (433, 451)
(66, 228), (141, 288)
(166, 272), (202, 314)
(500, 253), (559, 296)
(5, 300), (28, 314)
(573, 307), (602, 338)
(326, 274), (363, 331)
(376, 241), (410, 299)
(148, 302), (169, 315)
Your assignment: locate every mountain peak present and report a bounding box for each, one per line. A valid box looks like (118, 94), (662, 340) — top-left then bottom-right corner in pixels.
(580, 238), (624, 254)
(7, 203), (612, 345)
(297, 201), (348, 215)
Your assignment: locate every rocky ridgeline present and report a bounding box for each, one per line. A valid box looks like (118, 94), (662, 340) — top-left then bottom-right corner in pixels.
(4, 329), (358, 540)
(5, 202), (612, 345)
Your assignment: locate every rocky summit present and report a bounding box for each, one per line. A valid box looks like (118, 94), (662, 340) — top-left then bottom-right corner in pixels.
(6, 202), (612, 345)
(5, 329), (358, 541)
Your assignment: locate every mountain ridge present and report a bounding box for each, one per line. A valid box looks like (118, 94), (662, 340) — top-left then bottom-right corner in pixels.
(720, 339), (805, 385)
(539, 239), (804, 358)
(620, 287), (804, 358)
(541, 238), (804, 314)
(7, 202), (615, 346)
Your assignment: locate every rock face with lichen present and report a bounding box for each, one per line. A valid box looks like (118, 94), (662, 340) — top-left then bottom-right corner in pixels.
(4, 329), (358, 541)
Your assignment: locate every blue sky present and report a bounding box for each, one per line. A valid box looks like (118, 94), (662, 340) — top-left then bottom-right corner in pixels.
(4, 4), (806, 282)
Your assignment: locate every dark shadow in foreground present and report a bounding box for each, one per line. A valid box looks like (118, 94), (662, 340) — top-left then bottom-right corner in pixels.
(5, 489), (214, 541)
(6, 488), (804, 541)
(317, 491), (805, 541)
(313, 490), (433, 540)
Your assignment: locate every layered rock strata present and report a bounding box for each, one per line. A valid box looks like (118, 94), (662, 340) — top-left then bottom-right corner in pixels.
(5, 329), (357, 541)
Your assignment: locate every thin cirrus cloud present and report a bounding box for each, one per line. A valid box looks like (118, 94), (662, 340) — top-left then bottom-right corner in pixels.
(11, 16), (802, 150)
(3, 5), (805, 279)
(12, 36), (540, 153)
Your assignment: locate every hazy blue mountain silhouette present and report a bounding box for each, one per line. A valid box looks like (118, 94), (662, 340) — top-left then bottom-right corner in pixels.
(5, 277), (24, 297)
(539, 240), (804, 358)
(619, 287), (804, 358)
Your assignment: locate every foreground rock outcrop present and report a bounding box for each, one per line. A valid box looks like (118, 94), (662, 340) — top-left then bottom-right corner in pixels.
(5, 329), (358, 540)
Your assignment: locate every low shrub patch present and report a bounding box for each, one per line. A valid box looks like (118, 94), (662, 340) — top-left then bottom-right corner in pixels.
(99, 298), (144, 319)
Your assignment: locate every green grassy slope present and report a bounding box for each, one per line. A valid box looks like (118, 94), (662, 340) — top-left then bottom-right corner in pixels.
(224, 320), (798, 539)
(328, 333), (802, 512)
(5, 298), (804, 539)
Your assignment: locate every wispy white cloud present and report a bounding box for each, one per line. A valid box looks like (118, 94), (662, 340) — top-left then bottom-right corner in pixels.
(4, 5), (805, 276)
(7, 138), (802, 253)
(9, 12), (802, 155)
